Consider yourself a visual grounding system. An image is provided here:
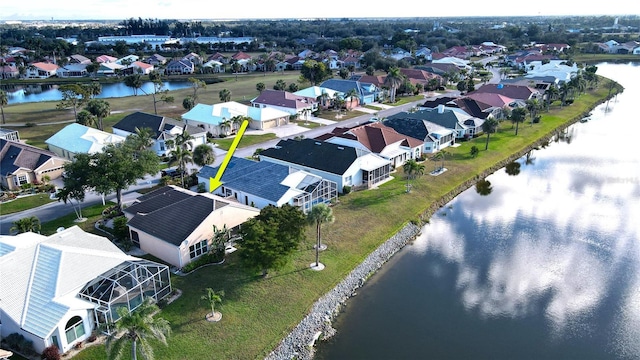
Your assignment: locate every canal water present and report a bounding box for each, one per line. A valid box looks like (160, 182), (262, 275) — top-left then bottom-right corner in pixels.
(315, 62), (640, 360)
(2, 81), (193, 105)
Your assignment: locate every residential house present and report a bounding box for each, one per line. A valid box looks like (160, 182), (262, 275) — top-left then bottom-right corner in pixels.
(315, 122), (423, 168)
(96, 62), (124, 77)
(415, 63), (461, 77)
(0, 226), (172, 355)
(259, 138), (392, 192)
(231, 51), (252, 62)
(442, 45), (482, 59)
(349, 74), (386, 88)
(473, 83), (541, 101)
(284, 56), (305, 70)
(319, 79), (382, 106)
(523, 60), (578, 84)
(202, 59), (224, 73)
(251, 89), (318, 120)
(182, 101), (290, 135)
(479, 42), (507, 54)
(449, 97), (506, 120)
(95, 54), (117, 63)
(0, 139), (67, 190)
(25, 62), (58, 79)
(298, 49), (315, 58)
(112, 112), (206, 156)
(341, 51), (361, 69)
(197, 157), (338, 213)
(125, 186), (260, 268)
(145, 54), (167, 66)
(45, 123), (126, 160)
(431, 56), (472, 71)
(399, 68), (444, 89)
(207, 52), (227, 63)
(55, 63), (88, 78)
(0, 65), (19, 79)
(68, 54), (91, 65)
(393, 105), (484, 139)
(182, 52), (203, 65)
(415, 47), (432, 61)
(382, 114), (456, 154)
(0, 128), (19, 142)
(115, 55), (139, 65)
(294, 86), (343, 109)
(164, 59), (194, 75)
(124, 61), (154, 75)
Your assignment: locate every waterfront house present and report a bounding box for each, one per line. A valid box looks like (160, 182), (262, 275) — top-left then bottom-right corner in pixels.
(96, 62), (124, 77)
(182, 101), (290, 135)
(96, 55), (117, 63)
(55, 63), (88, 78)
(197, 157), (338, 213)
(45, 123), (126, 160)
(164, 59), (194, 75)
(0, 226), (172, 355)
(259, 138), (392, 193)
(0, 139), (67, 190)
(388, 105), (484, 140)
(68, 54), (91, 65)
(473, 83), (541, 102)
(315, 122), (423, 168)
(125, 186), (260, 268)
(0, 65), (19, 79)
(112, 112), (206, 156)
(24, 62), (58, 79)
(382, 115), (455, 154)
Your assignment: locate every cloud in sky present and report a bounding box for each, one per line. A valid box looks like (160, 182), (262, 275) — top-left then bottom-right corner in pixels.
(2, 0), (639, 20)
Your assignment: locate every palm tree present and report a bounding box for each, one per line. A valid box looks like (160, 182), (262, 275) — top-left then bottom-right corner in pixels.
(219, 88), (231, 102)
(10, 216), (41, 234)
(402, 159), (425, 193)
(170, 131), (194, 188)
(193, 144), (215, 167)
(307, 203), (334, 269)
(105, 298), (170, 360)
(344, 88), (358, 110)
(510, 107), (527, 135)
(482, 118), (500, 150)
(0, 90), (8, 124)
(200, 288), (224, 321)
(384, 66), (404, 103)
(219, 118), (232, 135)
(124, 74), (143, 96)
(85, 99), (110, 131)
(230, 115), (245, 133)
(128, 127), (155, 153)
(76, 110), (98, 128)
(525, 98), (541, 125)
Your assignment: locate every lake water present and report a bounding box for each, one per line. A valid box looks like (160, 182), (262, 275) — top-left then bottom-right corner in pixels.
(315, 62), (640, 360)
(2, 81), (193, 104)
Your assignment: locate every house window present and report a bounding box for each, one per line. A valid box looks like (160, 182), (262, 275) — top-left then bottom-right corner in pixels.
(65, 316), (85, 344)
(345, 176), (352, 185)
(130, 230), (140, 245)
(189, 240), (208, 259)
(14, 174), (28, 186)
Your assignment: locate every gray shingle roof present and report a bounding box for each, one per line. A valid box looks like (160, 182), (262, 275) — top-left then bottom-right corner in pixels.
(199, 157), (291, 202)
(113, 112), (204, 139)
(124, 186), (193, 216)
(259, 138), (360, 175)
(128, 193), (228, 246)
(1, 139), (58, 175)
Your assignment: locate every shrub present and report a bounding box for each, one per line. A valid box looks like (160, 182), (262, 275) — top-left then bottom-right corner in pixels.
(87, 333), (97, 343)
(41, 345), (61, 360)
(197, 183), (206, 193)
(25, 122), (37, 127)
(4, 332), (34, 354)
(342, 185), (352, 194)
(112, 216), (129, 241)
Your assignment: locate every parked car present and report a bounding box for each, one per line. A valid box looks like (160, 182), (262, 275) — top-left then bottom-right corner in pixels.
(161, 168), (186, 178)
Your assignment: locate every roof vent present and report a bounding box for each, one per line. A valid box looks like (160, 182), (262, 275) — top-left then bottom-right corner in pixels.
(314, 142), (322, 145)
(56, 227), (65, 233)
(337, 146), (344, 150)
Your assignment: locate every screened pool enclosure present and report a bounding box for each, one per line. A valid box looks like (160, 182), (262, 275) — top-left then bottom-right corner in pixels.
(78, 260), (171, 332)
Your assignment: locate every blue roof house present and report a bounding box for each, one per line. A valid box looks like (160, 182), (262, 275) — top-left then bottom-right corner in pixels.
(319, 79), (382, 106)
(45, 123), (126, 160)
(197, 157), (338, 213)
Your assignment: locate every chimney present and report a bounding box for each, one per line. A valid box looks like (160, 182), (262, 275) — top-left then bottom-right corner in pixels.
(437, 104), (445, 114)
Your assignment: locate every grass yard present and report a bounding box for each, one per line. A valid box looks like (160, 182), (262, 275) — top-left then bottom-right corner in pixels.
(39, 203), (113, 236)
(70, 79), (619, 360)
(212, 133), (278, 151)
(0, 193), (56, 215)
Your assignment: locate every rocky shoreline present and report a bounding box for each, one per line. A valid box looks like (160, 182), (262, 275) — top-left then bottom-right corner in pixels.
(265, 222), (421, 360)
(265, 89), (619, 360)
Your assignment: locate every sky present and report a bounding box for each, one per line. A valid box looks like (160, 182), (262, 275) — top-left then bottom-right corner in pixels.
(2, 0), (639, 21)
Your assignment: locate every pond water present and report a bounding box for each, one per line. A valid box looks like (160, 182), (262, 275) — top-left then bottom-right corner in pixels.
(315, 62), (640, 359)
(2, 81), (193, 105)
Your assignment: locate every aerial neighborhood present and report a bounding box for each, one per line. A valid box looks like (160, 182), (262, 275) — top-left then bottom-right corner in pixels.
(0, 15), (637, 359)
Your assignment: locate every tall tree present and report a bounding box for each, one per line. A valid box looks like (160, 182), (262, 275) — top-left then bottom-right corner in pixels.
(256, 82), (265, 93)
(402, 159), (425, 192)
(219, 88), (231, 102)
(193, 144), (215, 167)
(0, 90), (8, 124)
(384, 66), (404, 103)
(299, 60), (332, 85)
(57, 84), (89, 121)
(76, 110), (97, 128)
(239, 204), (306, 277)
(510, 107), (527, 135)
(56, 153), (93, 220)
(147, 71), (174, 115)
(525, 98), (540, 125)
(169, 130), (194, 188)
(482, 118), (500, 150)
(10, 216), (41, 234)
(128, 127), (155, 152)
(307, 203), (334, 268)
(187, 77), (206, 104)
(124, 74), (143, 96)
(91, 140), (159, 212)
(182, 97), (195, 111)
(200, 288), (224, 320)
(84, 98), (110, 131)
(105, 299), (170, 360)
(83, 82), (102, 99)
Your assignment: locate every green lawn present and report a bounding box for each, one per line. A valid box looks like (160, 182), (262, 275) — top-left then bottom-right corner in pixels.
(70, 79), (620, 360)
(212, 133), (278, 151)
(0, 193), (56, 215)
(40, 203), (113, 236)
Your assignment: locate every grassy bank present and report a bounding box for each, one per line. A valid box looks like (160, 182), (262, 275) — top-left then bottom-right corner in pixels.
(70, 78), (621, 360)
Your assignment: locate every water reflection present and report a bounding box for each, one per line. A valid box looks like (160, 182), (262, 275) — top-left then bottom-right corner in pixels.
(504, 161), (521, 176)
(475, 179), (493, 195)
